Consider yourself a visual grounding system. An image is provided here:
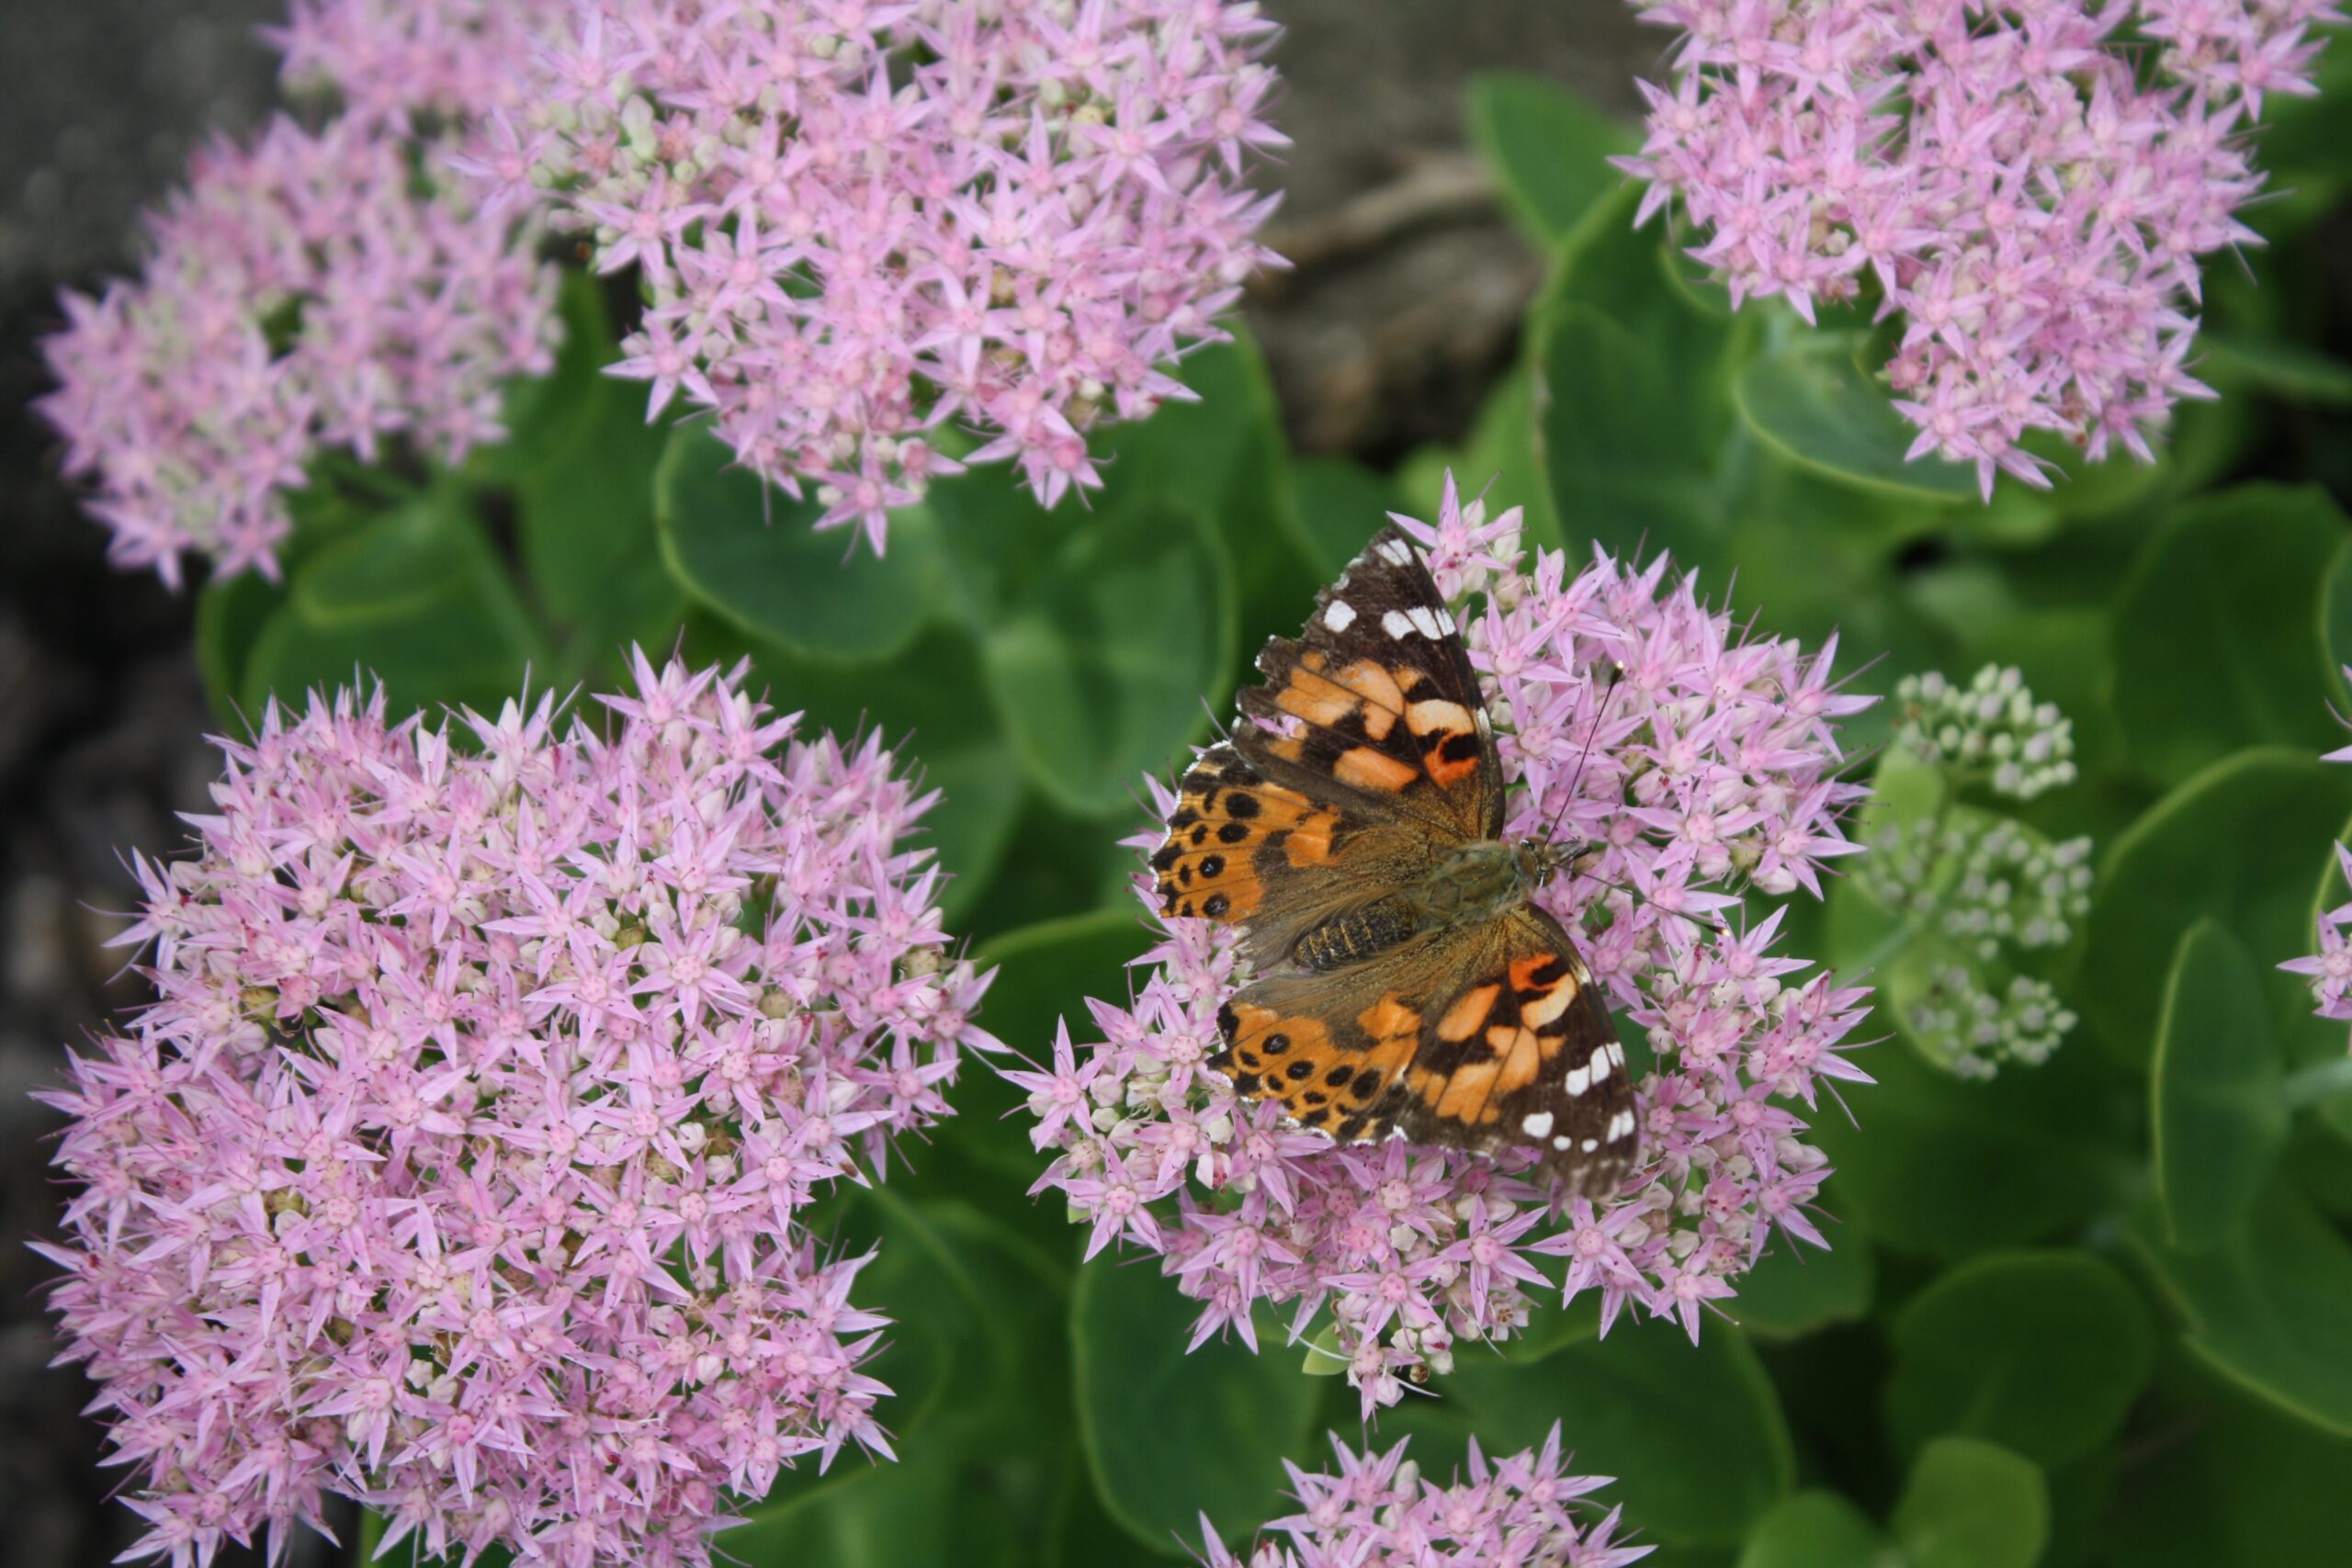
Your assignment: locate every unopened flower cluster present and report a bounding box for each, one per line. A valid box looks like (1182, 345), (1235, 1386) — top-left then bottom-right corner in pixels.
(35, 654), (995, 1568)
(1011, 479), (1874, 1413)
(38, 90), (556, 585)
(1623, 0), (2340, 496)
(2286, 670), (2352, 1045)
(469, 0), (1286, 549)
(1893, 666), (2077, 802)
(1862, 667), (2089, 1077)
(1199, 1428), (1650, 1568)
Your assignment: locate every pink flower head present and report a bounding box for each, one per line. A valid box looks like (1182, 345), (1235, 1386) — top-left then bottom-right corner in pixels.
(472, 0), (1287, 551)
(270, 0), (570, 131)
(1197, 1427), (1652, 1568)
(36, 107), (556, 587)
(2286, 682), (2352, 1044)
(1011, 479), (1875, 1414)
(2283, 842), (2352, 1038)
(34, 652), (998, 1568)
(1623, 0), (2341, 497)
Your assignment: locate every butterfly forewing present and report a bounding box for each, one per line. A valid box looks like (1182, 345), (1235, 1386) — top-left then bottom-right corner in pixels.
(1236, 529), (1502, 841)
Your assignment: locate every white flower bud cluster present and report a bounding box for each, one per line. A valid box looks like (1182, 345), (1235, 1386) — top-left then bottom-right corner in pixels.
(1894, 665), (2076, 801)
(1862, 816), (2093, 958)
(1861, 666), (2094, 1077)
(1910, 968), (2077, 1079)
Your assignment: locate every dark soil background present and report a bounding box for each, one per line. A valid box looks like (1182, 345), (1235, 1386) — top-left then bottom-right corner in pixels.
(0, 5), (1657, 1562)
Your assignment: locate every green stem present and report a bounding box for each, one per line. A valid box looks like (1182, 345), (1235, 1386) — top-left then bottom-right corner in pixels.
(1843, 908), (1934, 981)
(354, 1506), (385, 1565)
(2281, 1054), (2352, 1111)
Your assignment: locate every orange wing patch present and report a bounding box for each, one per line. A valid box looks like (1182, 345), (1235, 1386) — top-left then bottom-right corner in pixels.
(1272, 651), (1408, 739)
(1406, 944), (1589, 1131)
(1214, 992), (1420, 1135)
(1245, 645), (1490, 826)
(1151, 746), (1340, 924)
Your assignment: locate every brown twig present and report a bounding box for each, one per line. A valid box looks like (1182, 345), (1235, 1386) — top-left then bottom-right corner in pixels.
(1250, 152), (1499, 297)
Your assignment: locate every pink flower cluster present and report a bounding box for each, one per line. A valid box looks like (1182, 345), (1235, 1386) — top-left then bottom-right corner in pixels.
(1622, 0), (2341, 496)
(1199, 1427), (1651, 1568)
(2285, 843), (2352, 1040)
(2285, 672), (2352, 1043)
(35, 653), (996, 1568)
(37, 107), (556, 587)
(1010, 480), (1874, 1414)
(270, 0), (568, 130)
(467, 0), (1286, 550)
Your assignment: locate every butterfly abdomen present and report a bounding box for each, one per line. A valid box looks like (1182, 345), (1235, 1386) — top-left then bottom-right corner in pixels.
(1293, 899), (1417, 972)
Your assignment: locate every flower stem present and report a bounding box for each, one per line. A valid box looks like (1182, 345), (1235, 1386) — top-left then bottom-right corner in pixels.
(1843, 910), (1933, 982)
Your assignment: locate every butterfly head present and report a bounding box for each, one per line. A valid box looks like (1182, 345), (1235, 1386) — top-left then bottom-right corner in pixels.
(1510, 834), (1576, 896)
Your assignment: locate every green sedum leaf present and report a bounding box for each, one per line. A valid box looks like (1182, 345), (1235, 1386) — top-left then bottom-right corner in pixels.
(1735, 1491), (1884, 1568)
(242, 491), (543, 719)
(968, 498), (1235, 818)
(1889, 1438), (2049, 1568)
(2151, 920), (2290, 1247)
(1534, 299), (1721, 563)
(1070, 1253), (1319, 1556)
(1442, 1314), (1795, 1547)
(2106, 1356), (2352, 1566)
(1464, 73), (1636, 248)
(2133, 1178), (2352, 1437)
(1286, 456), (1399, 581)
(1729, 1226), (1875, 1340)
(504, 278), (683, 685)
(2110, 485), (2348, 788)
(1733, 333), (1975, 502)
(1883, 1250), (2156, 1469)
(1810, 1032), (2135, 1258)
(654, 423), (945, 663)
(2080, 748), (2352, 1065)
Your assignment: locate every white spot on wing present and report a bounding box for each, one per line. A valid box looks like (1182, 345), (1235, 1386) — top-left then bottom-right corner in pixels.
(1375, 538), (1414, 566)
(1606, 1110), (1635, 1143)
(1553, 1134), (1573, 1150)
(1521, 1111), (1555, 1138)
(1406, 605), (1445, 638)
(1565, 1062), (1591, 1097)
(1381, 609), (1415, 638)
(1324, 599), (1357, 632)
(1581, 1137), (1599, 1153)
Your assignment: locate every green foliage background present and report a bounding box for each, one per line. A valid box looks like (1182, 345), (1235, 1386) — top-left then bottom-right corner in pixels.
(199, 66), (2352, 1568)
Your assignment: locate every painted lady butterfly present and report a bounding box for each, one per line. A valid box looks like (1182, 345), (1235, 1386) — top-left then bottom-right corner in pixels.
(1151, 525), (1636, 1193)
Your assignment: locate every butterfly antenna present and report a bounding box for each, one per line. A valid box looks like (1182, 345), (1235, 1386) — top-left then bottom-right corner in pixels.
(1544, 658), (1625, 851)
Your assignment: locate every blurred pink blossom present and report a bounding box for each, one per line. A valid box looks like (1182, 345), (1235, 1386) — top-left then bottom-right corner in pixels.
(467, 0), (1287, 551)
(1623, 0), (2342, 496)
(2285, 672), (2352, 1043)
(1010, 479), (1874, 1415)
(269, 0), (568, 130)
(35, 653), (996, 1568)
(37, 108), (556, 586)
(1198, 1427), (1652, 1568)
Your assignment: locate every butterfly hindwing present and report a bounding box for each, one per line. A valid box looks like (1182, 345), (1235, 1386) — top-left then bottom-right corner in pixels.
(1388, 908), (1635, 1193)
(1150, 744), (1340, 929)
(1150, 742), (1431, 973)
(1236, 527), (1501, 841)
(1210, 908), (1634, 1190)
